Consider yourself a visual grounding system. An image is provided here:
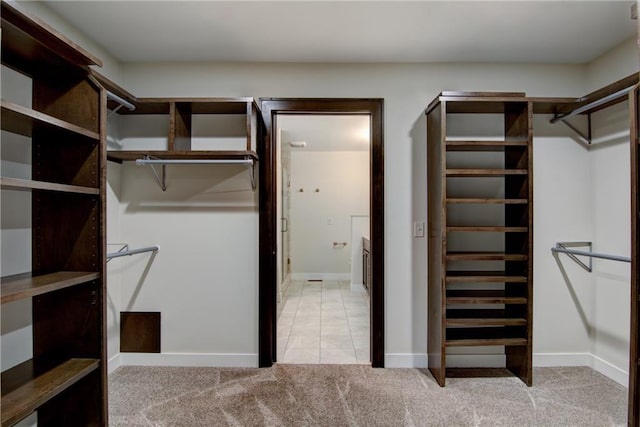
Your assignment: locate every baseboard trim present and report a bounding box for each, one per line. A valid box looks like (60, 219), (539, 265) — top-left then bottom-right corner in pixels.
(385, 352), (628, 386)
(119, 353), (258, 368)
(385, 353), (427, 368)
(533, 352), (592, 367)
(591, 354), (628, 387)
(291, 273), (350, 281)
(108, 353), (122, 374)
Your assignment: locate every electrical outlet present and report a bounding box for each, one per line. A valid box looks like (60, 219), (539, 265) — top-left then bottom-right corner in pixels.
(413, 221), (424, 238)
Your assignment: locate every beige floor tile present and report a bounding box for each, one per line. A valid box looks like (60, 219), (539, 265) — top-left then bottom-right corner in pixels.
(320, 348), (358, 364)
(286, 335), (320, 350)
(321, 335), (354, 349)
(283, 348), (320, 364)
(321, 325), (351, 336)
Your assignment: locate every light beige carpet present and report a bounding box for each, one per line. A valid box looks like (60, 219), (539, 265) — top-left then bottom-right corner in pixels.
(109, 365), (627, 426)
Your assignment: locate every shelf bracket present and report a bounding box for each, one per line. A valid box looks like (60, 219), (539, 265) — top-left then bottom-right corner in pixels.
(140, 156), (166, 191)
(248, 157), (257, 190)
(556, 115), (592, 145)
(106, 243), (129, 263)
(553, 241), (593, 272)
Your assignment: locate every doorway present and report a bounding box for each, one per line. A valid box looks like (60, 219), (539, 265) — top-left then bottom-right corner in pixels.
(259, 99), (384, 367)
(276, 115), (371, 364)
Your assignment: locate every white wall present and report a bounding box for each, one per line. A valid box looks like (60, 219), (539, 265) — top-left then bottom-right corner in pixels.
(532, 118), (594, 363)
(14, 0), (122, 82)
(289, 151), (369, 279)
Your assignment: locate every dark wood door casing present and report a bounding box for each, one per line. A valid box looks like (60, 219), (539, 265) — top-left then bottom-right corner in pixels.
(259, 98), (385, 367)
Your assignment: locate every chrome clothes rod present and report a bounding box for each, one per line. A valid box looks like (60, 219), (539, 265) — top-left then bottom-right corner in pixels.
(135, 158), (253, 166)
(107, 245), (159, 260)
(551, 241), (630, 272)
(106, 90), (135, 112)
(550, 85), (635, 124)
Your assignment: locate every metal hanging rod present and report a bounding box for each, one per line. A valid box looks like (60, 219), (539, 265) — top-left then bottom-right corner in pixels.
(107, 245), (159, 261)
(136, 156), (256, 191)
(135, 159), (253, 166)
(106, 90), (136, 112)
(551, 241), (630, 272)
(550, 85), (635, 124)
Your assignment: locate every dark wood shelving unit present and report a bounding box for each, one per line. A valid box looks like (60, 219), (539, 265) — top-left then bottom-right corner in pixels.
(0, 1), (107, 425)
(89, 75), (262, 166)
(426, 92), (533, 387)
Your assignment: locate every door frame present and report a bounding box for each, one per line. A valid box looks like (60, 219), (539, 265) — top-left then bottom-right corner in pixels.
(259, 98), (384, 367)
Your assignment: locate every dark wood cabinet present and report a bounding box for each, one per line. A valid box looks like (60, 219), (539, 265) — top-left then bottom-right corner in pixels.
(425, 92), (533, 387)
(0, 1), (107, 425)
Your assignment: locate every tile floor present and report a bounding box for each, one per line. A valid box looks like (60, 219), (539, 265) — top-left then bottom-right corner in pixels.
(277, 280), (370, 364)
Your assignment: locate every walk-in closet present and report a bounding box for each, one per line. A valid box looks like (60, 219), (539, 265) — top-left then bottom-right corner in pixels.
(0, 1), (638, 425)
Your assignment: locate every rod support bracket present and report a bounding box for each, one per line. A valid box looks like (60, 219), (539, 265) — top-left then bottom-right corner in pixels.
(554, 241), (593, 272)
(139, 155), (167, 191)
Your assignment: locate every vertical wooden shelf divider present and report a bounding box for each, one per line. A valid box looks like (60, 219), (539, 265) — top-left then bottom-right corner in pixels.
(0, 1), (107, 425)
(426, 92), (533, 387)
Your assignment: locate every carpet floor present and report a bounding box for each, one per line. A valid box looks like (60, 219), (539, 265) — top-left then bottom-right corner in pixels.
(109, 365), (627, 426)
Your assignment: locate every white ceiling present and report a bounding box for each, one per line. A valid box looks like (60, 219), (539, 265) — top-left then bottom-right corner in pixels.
(44, 1), (636, 64)
(279, 115), (370, 151)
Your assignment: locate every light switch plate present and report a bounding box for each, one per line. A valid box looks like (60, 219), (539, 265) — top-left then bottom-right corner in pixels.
(413, 221), (425, 238)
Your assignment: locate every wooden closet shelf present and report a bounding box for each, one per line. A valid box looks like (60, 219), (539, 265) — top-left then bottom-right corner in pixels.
(1, 2), (102, 72)
(0, 177), (99, 195)
(446, 290), (528, 304)
(446, 226), (528, 232)
(446, 327), (527, 347)
(426, 93), (528, 115)
(1, 358), (99, 427)
(445, 140), (528, 151)
(446, 252), (528, 261)
(446, 169), (528, 177)
(1, 271), (99, 304)
(107, 150), (258, 163)
(446, 271), (528, 283)
(446, 317), (527, 327)
(446, 198), (528, 204)
(112, 97), (257, 115)
(1, 101), (100, 140)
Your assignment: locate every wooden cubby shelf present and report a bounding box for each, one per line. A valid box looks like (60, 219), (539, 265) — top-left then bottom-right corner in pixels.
(0, 177), (99, 195)
(1, 100), (100, 140)
(446, 226), (528, 232)
(446, 252), (528, 261)
(446, 169), (528, 177)
(1, 358), (99, 427)
(445, 328), (527, 347)
(446, 198), (528, 204)
(427, 91), (533, 387)
(445, 139), (528, 151)
(1, 272), (99, 304)
(446, 290), (528, 305)
(445, 271), (528, 283)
